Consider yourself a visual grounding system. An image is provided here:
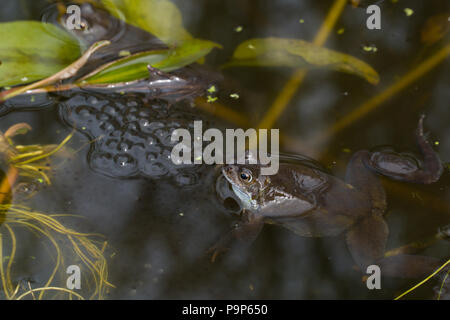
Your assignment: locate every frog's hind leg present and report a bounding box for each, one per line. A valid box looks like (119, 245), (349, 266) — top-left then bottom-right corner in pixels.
(346, 214), (389, 271)
(345, 150), (389, 269)
(347, 220), (448, 278)
(377, 225), (450, 278)
(346, 215), (448, 278)
(384, 225), (450, 257)
(344, 151), (446, 278)
(364, 115), (443, 184)
(346, 126), (442, 277)
(377, 255), (446, 278)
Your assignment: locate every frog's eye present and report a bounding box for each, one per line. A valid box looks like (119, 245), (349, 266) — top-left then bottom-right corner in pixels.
(239, 170), (252, 183)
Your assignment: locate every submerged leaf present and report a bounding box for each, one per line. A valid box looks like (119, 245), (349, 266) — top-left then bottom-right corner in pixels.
(224, 38), (380, 84)
(0, 21), (81, 87)
(80, 39), (221, 84)
(101, 0), (192, 45)
(420, 13), (450, 46)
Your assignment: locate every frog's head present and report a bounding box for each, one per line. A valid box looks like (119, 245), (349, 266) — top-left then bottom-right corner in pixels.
(222, 164), (270, 210)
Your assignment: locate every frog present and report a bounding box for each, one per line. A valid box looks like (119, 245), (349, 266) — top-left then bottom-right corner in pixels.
(212, 115), (449, 278)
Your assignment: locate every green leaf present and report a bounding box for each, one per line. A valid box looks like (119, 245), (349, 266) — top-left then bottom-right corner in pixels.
(80, 50), (167, 84)
(80, 39), (221, 85)
(0, 21), (82, 87)
(224, 38), (380, 85)
(152, 39), (221, 71)
(101, 0), (192, 45)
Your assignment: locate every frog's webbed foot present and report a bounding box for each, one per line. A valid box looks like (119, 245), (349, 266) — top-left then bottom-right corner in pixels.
(437, 224), (450, 241)
(378, 225), (450, 278)
(434, 271), (450, 300)
(377, 255), (448, 279)
(364, 115), (443, 184)
(348, 217), (450, 278)
(383, 224), (450, 257)
(208, 211), (264, 263)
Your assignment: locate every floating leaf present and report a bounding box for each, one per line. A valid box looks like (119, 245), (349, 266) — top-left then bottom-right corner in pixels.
(80, 39), (221, 84)
(224, 38), (380, 84)
(80, 50), (167, 84)
(0, 41), (109, 102)
(0, 21), (82, 87)
(101, 0), (192, 45)
(153, 39), (221, 71)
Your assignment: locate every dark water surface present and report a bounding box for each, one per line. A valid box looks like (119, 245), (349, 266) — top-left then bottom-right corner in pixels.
(0, 0), (449, 299)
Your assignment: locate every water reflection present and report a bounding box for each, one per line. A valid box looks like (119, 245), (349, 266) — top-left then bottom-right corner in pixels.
(0, 0), (448, 299)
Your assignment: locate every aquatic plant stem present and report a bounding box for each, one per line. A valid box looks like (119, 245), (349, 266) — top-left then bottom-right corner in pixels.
(16, 287), (85, 300)
(0, 233), (11, 299)
(15, 132), (74, 165)
(257, 0), (348, 130)
(438, 269), (450, 300)
(4, 224), (16, 295)
(195, 97), (251, 127)
(3, 205), (113, 300)
(315, 44), (450, 144)
(394, 259), (450, 300)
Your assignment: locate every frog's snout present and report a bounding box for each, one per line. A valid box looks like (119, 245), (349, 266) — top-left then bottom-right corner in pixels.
(222, 165), (238, 181)
(223, 165), (234, 174)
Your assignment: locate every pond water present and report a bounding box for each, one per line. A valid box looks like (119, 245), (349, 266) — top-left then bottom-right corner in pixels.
(0, 0), (449, 299)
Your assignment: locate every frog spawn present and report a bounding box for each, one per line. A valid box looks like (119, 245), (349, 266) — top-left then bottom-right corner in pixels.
(58, 92), (205, 185)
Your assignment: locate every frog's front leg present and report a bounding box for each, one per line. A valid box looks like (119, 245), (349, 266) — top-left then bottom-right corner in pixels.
(364, 115), (443, 184)
(208, 210), (264, 262)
